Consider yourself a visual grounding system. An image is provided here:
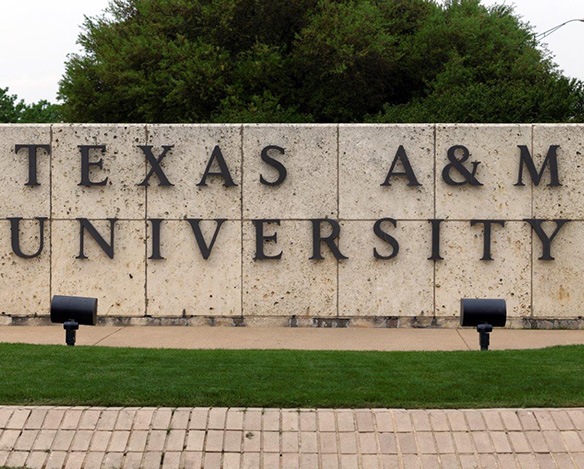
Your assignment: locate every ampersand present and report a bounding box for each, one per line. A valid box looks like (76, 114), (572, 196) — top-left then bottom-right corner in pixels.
(442, 145), (483, 186)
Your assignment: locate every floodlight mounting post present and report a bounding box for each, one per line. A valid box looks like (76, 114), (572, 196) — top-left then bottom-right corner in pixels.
(63, 320), (79, 346)
(476, 323), (493, 351)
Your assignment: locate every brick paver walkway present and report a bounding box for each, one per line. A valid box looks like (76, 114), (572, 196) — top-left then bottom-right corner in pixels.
(2, 406), (584, 468)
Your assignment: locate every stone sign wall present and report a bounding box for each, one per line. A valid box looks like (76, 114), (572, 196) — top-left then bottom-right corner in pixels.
(1, 124), (583, 328)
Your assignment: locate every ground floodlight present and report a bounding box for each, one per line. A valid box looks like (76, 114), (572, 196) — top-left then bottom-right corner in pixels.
(460, 298), (506, 351)
(50, 295), (98, 346)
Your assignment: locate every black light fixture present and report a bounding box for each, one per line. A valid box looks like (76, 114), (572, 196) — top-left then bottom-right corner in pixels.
(460, 298), (506, 351)
(50, 295), (98, 346)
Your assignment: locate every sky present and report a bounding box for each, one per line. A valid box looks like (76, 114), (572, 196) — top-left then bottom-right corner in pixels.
(0, 0), (582, 104)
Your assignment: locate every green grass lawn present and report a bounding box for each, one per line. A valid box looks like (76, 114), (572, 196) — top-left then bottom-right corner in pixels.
(1, 343), (583, 409)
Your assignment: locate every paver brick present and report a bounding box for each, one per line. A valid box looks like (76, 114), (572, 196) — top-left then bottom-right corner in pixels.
(78, 410), (101, 430)
(133, 408), (155, 430)
(561, 430), (584, 452)
(15, 429), (38, 450)
(43, 409), (66, 429)
(535, 452), (557, 469)
(401, 453), (422, 469)
(64, 451), (85, 469)
(188, 408), (208, 430)
(170, 409), (190, 429)
(60, 410), (82, 430)
(281, 410), (299, 431)
(472, 431), (495, 453)
(359, 432), (378, 454)
(6, 450), (28, 468)
(263, 409), (280, 431)
(115, 409), (137, 430)
(25, 450), (49, 469)
(262, 452), (280, 468)
(223, 452), (241, 469)
(299, 410), (317, 431)
(567, 409), (584, 428)
(300, 431), (318, 453)
(107, 429), (130, 452)
(415, 432), (436, 454)
(145, 429), (167, 452)
(207, 408), (228, 429)
(225, 408), (245, 430)
(7, 409), (31, 429)
(428, 411), (449, 432)
(339, 432), (357, 454)
(32, 429), (57, 450)
(320, 431), (338, 453)
(281, 431), (299, 453)
(205, 429), (224, 452)
(162, 451), (181, 469)
(336, 410), (356, 432)
(533, 410), (557, 430)
(361, 453), (381, 468)
(127, 430), (148, 452)
(374, 411), (394, 432)
(141, 451), (163, 469)
(298, 452), (318, 468)
(482, 410), (504, 431)
(508, 431), (532, 453)
(444, 410), (467, 431)
(181, 451), (203, 469)
(263, 431), (280, 452)
(101, 451), (124, 469)
(89, 430), (112, 452)
(341, 454), (359, 468)
(433, 432), (455, 454)
(551, 410), (576, 430)
(52, 429), (75, 451)
(25, 409), (48, 429)
(0, 408), (13, 427)
(243, 409), (262, 431)
(151, 408), (172, 429)
(499, 410), (522, 431)
(203, 451), (222, 469)
(185, 430), (205, 451)
(517, 410), (540, 430)
(318, 410), (336, 432)
(120, 452), (142, 469)
(165, 429), (186, 451)
(393, 411), (413, 432)
(490, 431), (512, 453)
(419, 454), (440, 469)
(397, 432), (417, 454)
(223, 430), (242, 452)
(356, 410), (376, 432)
(281, 453), (299, 469)
(477, 453), (498, 469)
(411, 410), (432, 431)
(241, 451), (260, 469)
(45, 450), (68, 469)
(96, 410), (119, 430)
(243, 430), (260, 452)
(543, 430), (568, 452)
(463, 410), (486, 431)
(452, 432), (474, 454)
(70, 430), (93, 451)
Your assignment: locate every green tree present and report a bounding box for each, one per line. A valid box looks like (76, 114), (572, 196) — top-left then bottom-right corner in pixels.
(58, 0), (584, 123)
(0, 87), (62, 123)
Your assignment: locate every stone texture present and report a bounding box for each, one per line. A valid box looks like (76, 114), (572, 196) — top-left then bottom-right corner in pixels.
(339, 124), (434, 220)
(532, 221), (584, 318)
(339, 221), (432, 317)
(51, 124), (146, 219)
(0, 125), (51, 218)
(435, 221), (531, 318)
(533, 124), (584, 218)
(242, 220), (336, 317)
(145, 124), (242, 219)
(0, 218), (49, 316)
(242, 124), (337, 219)
(51, 220), (146, 316)
(435, 124), (532, 220)
(147, 220), (240, 317)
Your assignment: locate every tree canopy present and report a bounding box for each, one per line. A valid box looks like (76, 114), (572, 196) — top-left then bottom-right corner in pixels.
(58, 0), (584, 123)
(0, 87), (62, 123)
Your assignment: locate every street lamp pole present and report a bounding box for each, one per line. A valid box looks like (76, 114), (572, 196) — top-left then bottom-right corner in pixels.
(535, 19), (584, 40)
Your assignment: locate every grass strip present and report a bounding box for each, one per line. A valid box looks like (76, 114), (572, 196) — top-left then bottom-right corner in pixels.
(1, 343), (583, 408)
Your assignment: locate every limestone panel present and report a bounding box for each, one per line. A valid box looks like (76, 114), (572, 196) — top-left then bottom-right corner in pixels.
(242, 220), (336, 317)
(338, 220), (433, 317)
(145, 124), (242, 219)
(532, 220), (584, 318)
(242, 125), (337, 219)
(146, 219), (241, 317)
(0, 218), (50, 316)
(435, 221), (531, 319)
(533, 124), (584, 219)
(51, 125), (146, 219)
(51, 220), (146, 316)
(0, 125), (51, 218)
(339, 125), (434, 219)
(436, 125), (532, 220)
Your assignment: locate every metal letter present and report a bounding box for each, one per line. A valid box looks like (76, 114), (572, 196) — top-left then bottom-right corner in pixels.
(78, 145), (108, 187)
(148, 219), (164, 260)
(515, 145), (561, 187)
(309, 219), (348, 260)
(196, 146), (237, 187)
(8, 217), (47, 258)
(253, 219), (283, 260)
(442, 145), (483, 186)
(15, 144), (51, 186)
(428, 219), (444, 261)
(470, 220), (505, 261)
(373, 218), (400, 259)
(137, 145), (174, 186)
(77, 218), (117, 259)
(524, 219), (570, 260)
(186, 219), (226, 259)
(380, 145), (421, 187)
(260, 145), (287, 186)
